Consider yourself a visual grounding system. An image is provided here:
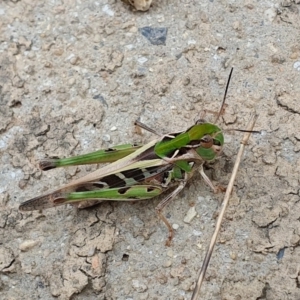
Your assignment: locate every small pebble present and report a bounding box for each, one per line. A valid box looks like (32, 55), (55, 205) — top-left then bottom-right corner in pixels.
(172, 223), (179, 230)
(68, 78), (76, 86)
(192, 230), (202, 236)
(102, 134), (111, 142)
(232, 20), (242, 31)
(53, 48), (64, 56)
(290, 52), (298, 59)
(137, 57), (148, 64)
(183, 207), (197, 223)
(293, 61), (300, 71)
(218, 79), (225, 85)
(163, 260), (172, 267)
(70, 56), (79, 65)
(230, 252), (237, 260)
(27, 52), (36, 59)
(198, 196), (205, 202)
(19, 240), (38, 252)
(102, 4), (114, 17)
(110, 126), (117, 131)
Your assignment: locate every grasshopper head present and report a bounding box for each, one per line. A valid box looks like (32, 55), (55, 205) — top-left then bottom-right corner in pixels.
(194, 125), (224, 161)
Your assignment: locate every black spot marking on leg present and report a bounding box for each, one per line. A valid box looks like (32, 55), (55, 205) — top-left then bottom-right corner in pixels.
(105, 148), (116, 152)
(118, 187), (131, 194)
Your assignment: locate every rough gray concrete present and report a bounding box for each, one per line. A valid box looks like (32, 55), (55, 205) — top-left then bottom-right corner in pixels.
(1, 0), (300, 299)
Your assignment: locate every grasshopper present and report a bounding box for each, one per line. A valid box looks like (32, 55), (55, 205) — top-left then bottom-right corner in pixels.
(19, 70), (233, 246)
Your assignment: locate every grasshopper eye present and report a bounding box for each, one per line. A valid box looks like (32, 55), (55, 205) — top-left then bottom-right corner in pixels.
(213, 139), (222, 146)
(200, 135), (213, 148)
(211, 137), (223, 154)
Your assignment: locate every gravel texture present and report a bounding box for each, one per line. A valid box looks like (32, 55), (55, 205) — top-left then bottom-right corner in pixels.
(1, 0), (300, 299)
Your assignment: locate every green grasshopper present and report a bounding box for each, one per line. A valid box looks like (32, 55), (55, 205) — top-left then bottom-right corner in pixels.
(19, 70), (233, 246)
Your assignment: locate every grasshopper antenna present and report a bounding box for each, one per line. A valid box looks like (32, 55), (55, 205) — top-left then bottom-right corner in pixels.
(134, 120), (161, 136)
(224, 128), (261, 134)
(214, 67), (234, 123)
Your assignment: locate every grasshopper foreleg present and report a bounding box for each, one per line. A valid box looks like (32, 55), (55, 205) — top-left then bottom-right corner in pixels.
(198, 163), (217, 193)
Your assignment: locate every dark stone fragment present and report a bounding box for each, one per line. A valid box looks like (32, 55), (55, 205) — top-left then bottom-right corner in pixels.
(139, 27), (168, 45)
(276, 247), (286, 260)
(93, 94), (108, 107)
